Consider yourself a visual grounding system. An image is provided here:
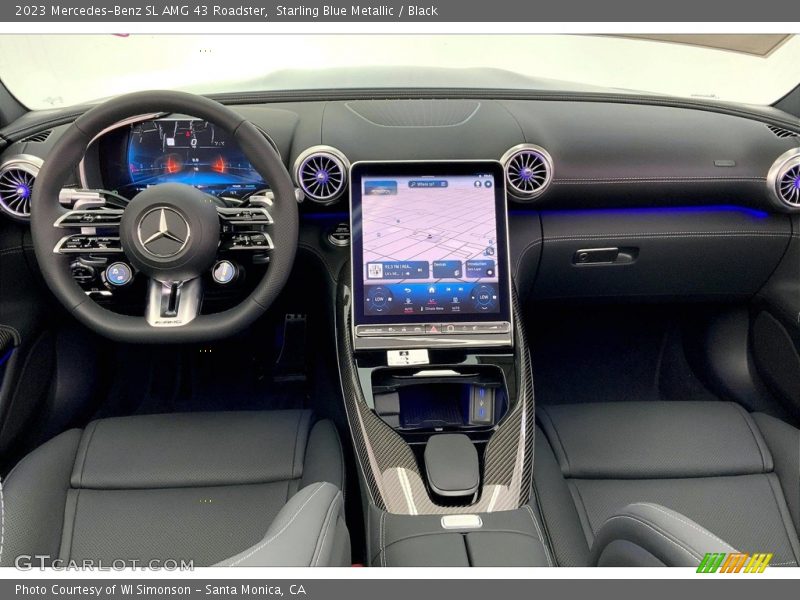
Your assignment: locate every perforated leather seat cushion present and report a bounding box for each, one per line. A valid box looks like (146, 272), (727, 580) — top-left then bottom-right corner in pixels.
(533, 402), (800, 567)
(0, 410), (345, 566)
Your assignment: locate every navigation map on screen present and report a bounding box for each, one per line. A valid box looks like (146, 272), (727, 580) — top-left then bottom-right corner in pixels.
(361, 173), (501, 317)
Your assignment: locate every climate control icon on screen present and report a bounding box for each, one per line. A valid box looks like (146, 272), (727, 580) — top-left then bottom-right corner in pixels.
(470, 284), (498, 311)
(365, 286), (393, 313)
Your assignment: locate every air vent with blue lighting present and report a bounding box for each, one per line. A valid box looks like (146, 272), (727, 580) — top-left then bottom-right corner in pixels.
(768, 149), (800, 211)
(501, 144), (554, 201)
(0, 155), (42, 221)
(778, 163), (800, 207)
(293, 146), (349, 205)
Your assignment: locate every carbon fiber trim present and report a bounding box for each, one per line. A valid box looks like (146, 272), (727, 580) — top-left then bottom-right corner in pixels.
(336, 273), (534, 515)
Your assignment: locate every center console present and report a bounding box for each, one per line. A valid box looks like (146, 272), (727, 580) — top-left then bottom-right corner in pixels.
(337, 161), (549, 566)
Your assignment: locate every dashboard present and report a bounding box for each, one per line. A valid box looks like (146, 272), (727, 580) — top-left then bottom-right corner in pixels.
(0, 88), (798, 318)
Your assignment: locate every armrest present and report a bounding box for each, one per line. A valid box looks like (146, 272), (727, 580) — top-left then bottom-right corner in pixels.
(216, 482), (350, 567)
(590, 503), (737, 567)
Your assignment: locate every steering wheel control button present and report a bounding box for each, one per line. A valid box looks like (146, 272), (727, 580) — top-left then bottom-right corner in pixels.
(327, 222), (351, 247)
(54, 234), (123, 254)
(55, 209), (124, 228)
(212, 260), (237, 285)
(104, 262), (133, 287)
(227, 231), (274, 250)
(217, 207), (272, 226)
(70, 262), (96, 285)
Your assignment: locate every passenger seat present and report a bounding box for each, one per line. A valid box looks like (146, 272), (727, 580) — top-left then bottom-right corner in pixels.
(533, 401), (800, 567)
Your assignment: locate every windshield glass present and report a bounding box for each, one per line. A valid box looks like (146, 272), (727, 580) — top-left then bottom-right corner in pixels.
(1, 34), (799, 110)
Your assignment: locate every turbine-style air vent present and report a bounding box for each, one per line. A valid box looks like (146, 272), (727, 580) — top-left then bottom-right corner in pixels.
(766, 125), (800, 139)
(0, 155), (42, 221)
(768, 149), (800, 210)
(501, 144), (554, 200)
(293, 146), (349, 204)
(22, 130), (52, 143)
(777, 162), (800, 207)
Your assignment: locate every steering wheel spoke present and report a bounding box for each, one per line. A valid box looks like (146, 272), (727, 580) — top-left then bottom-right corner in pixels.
(145, 277), (203, 327)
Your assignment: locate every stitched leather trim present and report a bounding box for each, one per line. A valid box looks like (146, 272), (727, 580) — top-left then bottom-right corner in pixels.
(311, 491), (342, 566)
(225, 482), (328, 566)
(600, 513), (702, 563)
(524, 504), (554, 567)
(630, 503), (736, 551)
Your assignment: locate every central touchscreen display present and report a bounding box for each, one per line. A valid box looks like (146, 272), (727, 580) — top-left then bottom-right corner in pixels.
(351, 161), (512, 343)
(361, 173), (500, 317)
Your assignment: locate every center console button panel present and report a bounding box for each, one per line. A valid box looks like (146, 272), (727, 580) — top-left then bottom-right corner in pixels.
(355, 321), (510, 337)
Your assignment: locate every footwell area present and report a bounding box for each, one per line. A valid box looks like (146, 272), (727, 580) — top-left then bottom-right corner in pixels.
(92, 317), (311, 418)
(526, 304), (720, 406)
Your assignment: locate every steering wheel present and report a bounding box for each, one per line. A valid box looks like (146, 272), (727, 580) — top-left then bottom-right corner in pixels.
(30, 91), (298, 344)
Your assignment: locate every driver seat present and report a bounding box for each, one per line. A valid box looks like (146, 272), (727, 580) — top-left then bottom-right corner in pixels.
(0, 410), (350, 567)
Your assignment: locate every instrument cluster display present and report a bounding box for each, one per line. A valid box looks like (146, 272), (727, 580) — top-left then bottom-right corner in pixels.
(125, 119), (265, 197)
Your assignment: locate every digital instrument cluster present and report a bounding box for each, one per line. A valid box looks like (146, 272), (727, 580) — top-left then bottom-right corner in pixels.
(113, 119), (266, 199)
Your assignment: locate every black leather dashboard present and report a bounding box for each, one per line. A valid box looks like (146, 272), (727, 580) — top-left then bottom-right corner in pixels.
(1, 92), (798, 307)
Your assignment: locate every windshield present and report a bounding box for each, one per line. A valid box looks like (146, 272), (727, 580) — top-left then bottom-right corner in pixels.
(1, 34), (799, 110)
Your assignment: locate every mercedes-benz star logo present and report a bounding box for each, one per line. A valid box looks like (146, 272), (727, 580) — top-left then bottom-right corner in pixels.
(137, 207), (190, 258)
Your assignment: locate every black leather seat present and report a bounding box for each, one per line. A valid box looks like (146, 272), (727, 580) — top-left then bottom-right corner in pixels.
(533, 401), (800, 567)
(0, 410), (350, 567)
